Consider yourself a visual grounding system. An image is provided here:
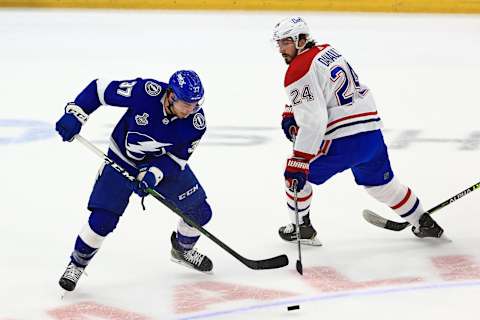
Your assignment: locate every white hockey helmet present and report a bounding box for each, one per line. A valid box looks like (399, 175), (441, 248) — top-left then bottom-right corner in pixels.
(272, 16), (311, 49)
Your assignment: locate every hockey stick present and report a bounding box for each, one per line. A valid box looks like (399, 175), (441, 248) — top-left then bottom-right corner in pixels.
(74, 134), (289, 270)
(290, 134), (303, 275)
(363, 181), (480, 231)
(292, 182), (303, 275)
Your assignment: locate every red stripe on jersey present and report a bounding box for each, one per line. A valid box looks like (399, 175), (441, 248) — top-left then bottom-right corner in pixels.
(327, 111), (378, 128)
(391, 188), (412, 209)
(320, 140), (331, 154)
(284, 44), (330, 87)
(293, 150), (315, 160)
(286, 191), (313, 202)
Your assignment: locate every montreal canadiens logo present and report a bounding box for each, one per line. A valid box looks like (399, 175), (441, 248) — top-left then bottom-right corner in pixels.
(193, 113), (206, 130)
(145, 81), (161, 96)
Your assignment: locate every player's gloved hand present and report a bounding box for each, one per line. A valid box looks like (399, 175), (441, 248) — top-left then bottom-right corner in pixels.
(132, 167), (164, 197)
(284, 153), (312, 192)
(55, 103), (89, 142)
(281, 105), (298, 142)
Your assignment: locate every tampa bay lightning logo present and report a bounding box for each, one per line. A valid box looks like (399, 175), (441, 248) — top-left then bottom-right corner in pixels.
(125, 132), (172, 161)
(192, 113), (206, 130)
(177, 73), (186, 87)
(145, 81), (161, 96)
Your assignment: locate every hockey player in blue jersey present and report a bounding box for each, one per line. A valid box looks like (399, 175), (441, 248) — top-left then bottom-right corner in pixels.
(55, 70), (213, 292)
(272, 17), (444, 245)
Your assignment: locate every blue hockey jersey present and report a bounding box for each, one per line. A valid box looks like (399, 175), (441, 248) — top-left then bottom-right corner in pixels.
(73, 78), (206, 176)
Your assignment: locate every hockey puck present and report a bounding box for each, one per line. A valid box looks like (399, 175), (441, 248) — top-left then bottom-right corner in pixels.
(287, 305), (300, 311)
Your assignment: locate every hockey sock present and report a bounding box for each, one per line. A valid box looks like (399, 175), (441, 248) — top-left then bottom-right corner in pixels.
(176, 220), (200, 250)
(71, 235), (98, 268)
(285, 182), (313, 225)
(365, 177), (424, 227)
(71, 209), (119, 267)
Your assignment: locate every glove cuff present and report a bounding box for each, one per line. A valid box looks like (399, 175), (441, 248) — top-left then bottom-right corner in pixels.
(293, 150), (315, 161)
(287, 158), (309, 170)
(65, 103), (89, 125)
(147, 167), (164, 186)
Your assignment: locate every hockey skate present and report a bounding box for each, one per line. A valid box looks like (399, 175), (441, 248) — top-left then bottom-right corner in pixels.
(278, 214), (322, 246)
(170, 232), (213, 273)
(59, 262), (85, 292)
(412, 213), (444, 239)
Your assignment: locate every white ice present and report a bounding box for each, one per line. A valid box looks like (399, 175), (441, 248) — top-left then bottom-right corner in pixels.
(1, 8), (480, 320)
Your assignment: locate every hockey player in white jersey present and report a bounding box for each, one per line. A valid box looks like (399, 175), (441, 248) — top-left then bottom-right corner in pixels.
(272, 16), (444, 244)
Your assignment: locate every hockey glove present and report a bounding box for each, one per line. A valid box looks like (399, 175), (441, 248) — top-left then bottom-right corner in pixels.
(281, 105), (298, 142)
(284, 154), (311, 192)
(132, 167), (164, 197)
(55, 103), (89, 142)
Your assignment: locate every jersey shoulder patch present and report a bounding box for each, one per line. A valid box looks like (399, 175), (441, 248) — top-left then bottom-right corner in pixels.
(284, 44), (329, 87)
(144, 80), (163, 96)
(192, 112), (206, 130)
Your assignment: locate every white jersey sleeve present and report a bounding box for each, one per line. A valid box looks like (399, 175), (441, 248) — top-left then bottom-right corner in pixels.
(283, 44), (382, 158)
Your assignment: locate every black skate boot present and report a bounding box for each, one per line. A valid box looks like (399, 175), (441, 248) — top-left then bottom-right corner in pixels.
(170, 232), (213, 273)
(59, 262), (85, 291)
(278, 214), (322, 246)
(412, 213), (444, 238)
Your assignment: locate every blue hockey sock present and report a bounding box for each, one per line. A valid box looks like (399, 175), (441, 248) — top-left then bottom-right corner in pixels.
(177, 232), (200, 250)
(71, 236), (98, 268)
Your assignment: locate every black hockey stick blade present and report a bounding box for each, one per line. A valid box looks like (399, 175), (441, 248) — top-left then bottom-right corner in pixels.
(242, 254), (289, 270)
(362, 209), (410, 231)
(296, 259), (303, 275)
(386, 220), (410, 231)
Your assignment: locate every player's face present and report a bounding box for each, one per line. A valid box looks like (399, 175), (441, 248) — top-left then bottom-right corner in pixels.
(277, 38), (298, 64)
(172, 97), (199, 118)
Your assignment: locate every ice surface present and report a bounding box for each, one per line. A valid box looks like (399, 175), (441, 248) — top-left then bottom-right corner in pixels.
(1, 9), (480, 320)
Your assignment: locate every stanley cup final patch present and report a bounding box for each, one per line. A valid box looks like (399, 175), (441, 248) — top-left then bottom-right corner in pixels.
(193, 113), (206, 130)
(145, 81), (161, 96)
(135, 113), (149, 126)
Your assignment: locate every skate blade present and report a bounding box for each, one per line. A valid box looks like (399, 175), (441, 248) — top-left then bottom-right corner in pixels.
(60, 289), (69, 300)
(282, 238), (323, 246)
(170, 257), (213, 275)
(416, 233), (452, 243)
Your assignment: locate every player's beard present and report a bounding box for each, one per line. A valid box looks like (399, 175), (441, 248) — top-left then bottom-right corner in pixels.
(282, 50), (297, 65)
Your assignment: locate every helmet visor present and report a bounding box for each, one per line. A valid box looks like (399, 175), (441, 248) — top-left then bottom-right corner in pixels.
(172, 94), (203, 113)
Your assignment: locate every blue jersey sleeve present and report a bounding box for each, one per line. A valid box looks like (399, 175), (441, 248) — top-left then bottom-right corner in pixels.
(74, 78), (151, 114)
(73, 79), (102, 114)
(100, 78), (143, 108)
(165, 134), (204, 161)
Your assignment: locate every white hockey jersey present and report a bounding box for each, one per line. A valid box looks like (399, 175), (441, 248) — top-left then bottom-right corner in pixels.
(284, 44), (382, 158)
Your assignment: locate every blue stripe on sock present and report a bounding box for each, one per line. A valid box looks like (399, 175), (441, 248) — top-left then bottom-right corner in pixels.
(400, 198), (420, 218)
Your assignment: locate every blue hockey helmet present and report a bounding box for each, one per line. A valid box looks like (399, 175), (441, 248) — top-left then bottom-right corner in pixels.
(168, 70), (204, 105)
